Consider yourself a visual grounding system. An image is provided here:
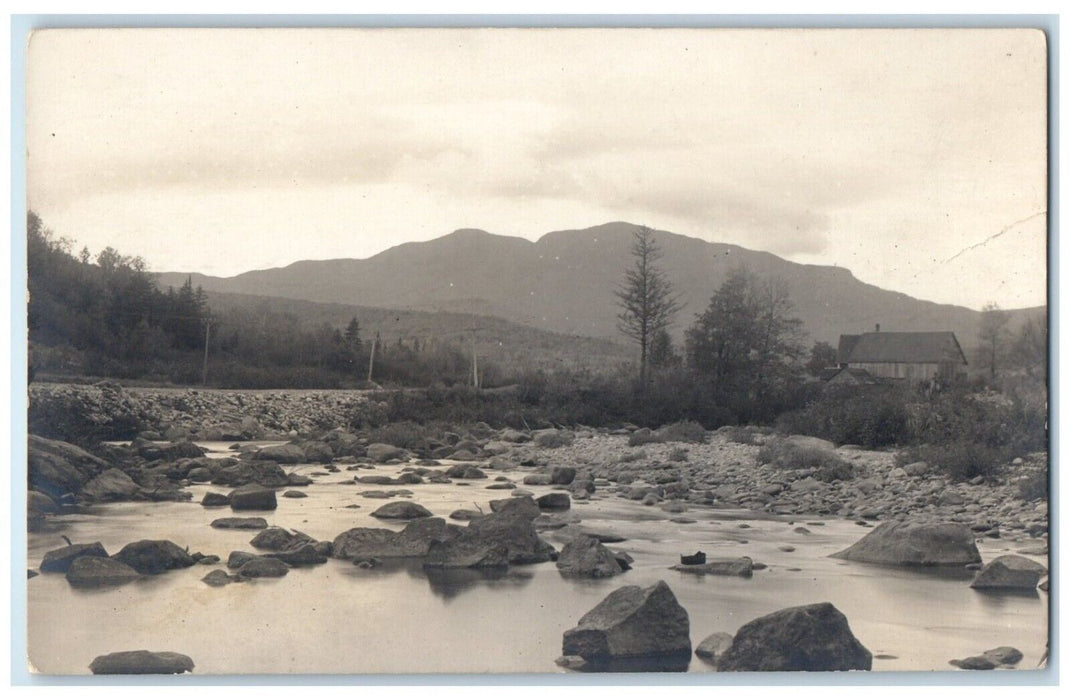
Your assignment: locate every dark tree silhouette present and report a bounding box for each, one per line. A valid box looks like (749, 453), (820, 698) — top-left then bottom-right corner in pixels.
(615, 226), (681, 385)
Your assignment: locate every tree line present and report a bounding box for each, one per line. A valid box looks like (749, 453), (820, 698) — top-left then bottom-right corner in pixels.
(27, 211), (497, 388)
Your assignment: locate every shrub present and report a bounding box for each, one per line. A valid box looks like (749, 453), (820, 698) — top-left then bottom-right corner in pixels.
(898, 440), (1005, 482)
(722, 425), (758, 445)
(758, 437), (853, 479)
(366, 421), (432, 450)
(628, 428), (663, 447)
(775, 386), (912, 448)
(655, 420), (707, 444)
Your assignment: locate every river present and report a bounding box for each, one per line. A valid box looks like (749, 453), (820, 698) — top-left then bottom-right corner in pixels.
(27, 442), (1049, 676)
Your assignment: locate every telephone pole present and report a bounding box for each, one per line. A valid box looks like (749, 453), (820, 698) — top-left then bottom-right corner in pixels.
(367, 330), (379, 382)
(201, 317), (211, 386)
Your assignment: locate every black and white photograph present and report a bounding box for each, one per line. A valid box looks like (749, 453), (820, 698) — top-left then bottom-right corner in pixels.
(21, 25), (1050, 677)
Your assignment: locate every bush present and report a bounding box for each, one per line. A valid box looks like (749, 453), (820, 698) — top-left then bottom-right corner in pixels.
(775, 385), (912, 448)
(898, 440), (1005, 482)
(366, 421), (433, 450)
(721, 425), (758, 445)
(656, 420), (707, 444)
(758, 437), (854, 480)
(628, 428), (663, 446)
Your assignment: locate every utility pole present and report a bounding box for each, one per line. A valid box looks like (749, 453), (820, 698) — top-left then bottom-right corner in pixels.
(367, 330), (379, 382)
(471, 336), (479, 388)
(201, 317), (211, 386)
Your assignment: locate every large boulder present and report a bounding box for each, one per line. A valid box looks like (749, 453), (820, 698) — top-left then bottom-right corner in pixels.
(550, 466), (577, 485)
(41, 542), (109, 573)
(556, 535), (624, 578)
(299, 440), (334, 463)
(423, 539), (510, 569)
(89, 650), (194, 675)
(830, 521), (982, 567)
(213, 461), (289, 488)
(717, 602), (872, 672)
(970, 555), (1047, 591)
(228, 484), (278, 511)
(201, 492), (230, 507)
(454, 504), (556, 565)
(265, 543), (328, 567)
(112, 540), (195, 575)
(81, 469), (141, 502)
(332, 517), (460, 560)
(66, 556), (140, 587)
(370, 501), (433, 520)
(562, 581), (691, 664)
(255, 443), (306, 465)
(366, 443), (407, 463)
(28, 435), (108, 499)
(488, 495), (541, 520)
(537, 493), (571, 511)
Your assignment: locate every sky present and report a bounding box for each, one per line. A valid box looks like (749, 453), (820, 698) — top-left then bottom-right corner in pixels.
(26, 27), (1048, 310)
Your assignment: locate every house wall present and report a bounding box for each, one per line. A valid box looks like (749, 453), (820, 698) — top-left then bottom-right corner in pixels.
(848, 361), (966, 381)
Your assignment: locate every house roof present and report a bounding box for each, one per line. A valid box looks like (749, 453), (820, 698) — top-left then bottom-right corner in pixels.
(838, 331), (968, 365)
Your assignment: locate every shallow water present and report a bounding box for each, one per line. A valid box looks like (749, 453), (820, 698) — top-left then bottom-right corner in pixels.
(27, 442), (1049, 676)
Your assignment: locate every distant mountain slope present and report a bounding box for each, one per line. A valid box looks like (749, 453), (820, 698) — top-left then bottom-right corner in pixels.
(201, 290), (633, 375)
(159, 222), (1045, 345)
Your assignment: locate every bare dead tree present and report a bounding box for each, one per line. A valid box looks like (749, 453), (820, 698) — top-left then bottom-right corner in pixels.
(615, 225), (681, 386)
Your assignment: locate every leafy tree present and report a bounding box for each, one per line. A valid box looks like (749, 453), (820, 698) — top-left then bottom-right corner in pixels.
(648, 328), (681, 369)
(1012, 312), (1047, 379)
(344, 317), (363, 353)
(806, 341), (838, 376)
(615, 226), (681, 385)
(685, 268), (804, 419)
(978, 302), (1009, 380)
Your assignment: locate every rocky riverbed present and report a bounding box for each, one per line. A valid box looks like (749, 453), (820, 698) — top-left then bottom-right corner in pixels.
(25, 387), (1050, 675)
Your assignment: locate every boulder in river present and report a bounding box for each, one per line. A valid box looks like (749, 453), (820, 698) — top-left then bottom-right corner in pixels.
(28, 434), (108, 500)
(265, 543), (328, 567)
(455, 502), (556, 564)
(332, 517), (460, 560)
(113, 540), (195, 575)
(370, 501), (433, 519)
(214, 460), (289, 488)
(41, 541), (109, 573)
(255, 443), (306, 464)
(201, 569), (235, 587)
(66, 556), (141, 588)
(556, 535), (623, 578)
(970, 555), (1047, 591)
(694, 632), (735, 663)
(89, 650), (195, 675)
(366, 443), (407, 463)
(537, 493), (571, 511)
(423, 539), (510, 569)
(236, 556), (289, 578)
(201, 492), (230, 507)
(228, 483), (278, 511)
(551, 466), (577, 485)
(80, 468), (141, 502)
(717, 602), (872, 672)
(670, 557), (753, 577)
(562, 580), (691, 669)
(830, 521), (982, 567)
(210, 517), (268, 530)
(249, 527), (313, 551)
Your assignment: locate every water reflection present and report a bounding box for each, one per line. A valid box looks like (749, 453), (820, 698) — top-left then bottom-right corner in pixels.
(564, 652), (692, 673)
(338, 557), (538, 601)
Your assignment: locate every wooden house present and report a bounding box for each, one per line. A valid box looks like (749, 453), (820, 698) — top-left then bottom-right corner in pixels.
(836, 327), (968, 382)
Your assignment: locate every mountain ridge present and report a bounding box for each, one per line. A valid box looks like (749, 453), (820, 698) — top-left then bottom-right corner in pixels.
(157, 222), (1044, 346)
